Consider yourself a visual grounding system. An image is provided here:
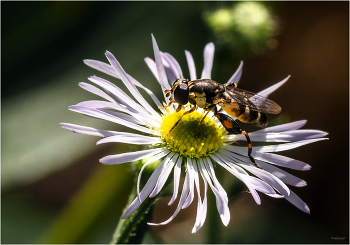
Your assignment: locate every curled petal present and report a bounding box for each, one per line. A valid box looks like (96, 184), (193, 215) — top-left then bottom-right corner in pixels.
(199, 159), (230, 226)
(148, 168), (191, 226)
(149, 153), (177, 197)
(122, 153), (170, 219)
(137, 150), (169, 202)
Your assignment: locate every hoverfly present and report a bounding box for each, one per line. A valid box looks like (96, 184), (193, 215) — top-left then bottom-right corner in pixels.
(160, 78), (281, 168)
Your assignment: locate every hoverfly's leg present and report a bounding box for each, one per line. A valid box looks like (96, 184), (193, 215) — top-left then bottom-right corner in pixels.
(166, 106), (196, 136)
(194, 109), (211, 138)
(240, 130), (262, 169)
(194, 105), (215, 138)
(176, 104), (183, 112)
(215, 112), (262, 169)
(158, 100), (174, 109)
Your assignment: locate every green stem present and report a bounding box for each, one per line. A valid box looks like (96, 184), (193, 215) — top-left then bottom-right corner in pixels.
(111, 175), (171, 244)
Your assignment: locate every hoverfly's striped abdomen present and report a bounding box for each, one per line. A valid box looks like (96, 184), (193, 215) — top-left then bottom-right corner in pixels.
(221, 103), (268, 128)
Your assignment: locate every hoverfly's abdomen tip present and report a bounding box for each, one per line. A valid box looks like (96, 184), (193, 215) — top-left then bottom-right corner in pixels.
(256, 112), (268, 128)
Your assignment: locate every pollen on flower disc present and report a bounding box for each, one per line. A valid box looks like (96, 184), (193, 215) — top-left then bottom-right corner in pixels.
(160, 109), (226, 158)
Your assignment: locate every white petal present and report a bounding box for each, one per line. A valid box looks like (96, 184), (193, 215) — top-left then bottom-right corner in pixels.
(226, 61), (243, 85)
(224, 138), (327, 154)
(96, 108), (146, 126)
(225, 130), (328, 143)
(144, 57), (159, 81)
(144, 57), (170, 111)
(215, 152), (277, 196)
(84, 60), (163, 112)
(69, 106), (158, 135)
(163, 52), (183, 79)
(149, 153), (177, 197)
(79, 82), (116, 103)
(266, 193), (284, 198)
(99, 109), (159, 128)
(84, 59), (163, 107)
(256, 161), (307, 187)
(223, 145), (311, 170)
(240, 174), (276, 195)
(76, 100), (120, 110)
(191, 161), (205, 233)
(69, 106), (152, 135)
(253, 120), (307, 133)
(88, 76), (147, 116)
(182, 158), (195, 209)
(151, 34), (172, 90)
(100, 147), (166, 165)
(284, 190), (310, 213)
(254, 138), (327, 153)
(96, 134), (162, 145)
(255, 152), (311, 171)
(200, 175), (208, 227)
(59, 123), (119, 137)
(201, 42), (215, 79)
(105, 51), (160, 119)
(84, 59), (120, 78)
(204, 158), (229, 203)
(211, 154), (261, 204)
(257, 75), (290, 98)
(169, 156), (183, 205)
(199, 159), (230, 225)
(127, 74), (165, 113)
(239, 165), (290, 196)
(162, 57), (178, 85)
(219, 148), (290, 196)
(185, 50), (197, 80)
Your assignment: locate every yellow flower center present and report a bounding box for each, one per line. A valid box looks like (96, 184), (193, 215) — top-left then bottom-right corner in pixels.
(160, 108), (226, 158)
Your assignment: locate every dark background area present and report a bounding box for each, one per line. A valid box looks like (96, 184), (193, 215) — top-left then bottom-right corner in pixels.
(2, 1), (348, 244)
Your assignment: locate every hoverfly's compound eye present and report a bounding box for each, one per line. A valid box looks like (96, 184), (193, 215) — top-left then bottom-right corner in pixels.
(173, 80), (189, 105)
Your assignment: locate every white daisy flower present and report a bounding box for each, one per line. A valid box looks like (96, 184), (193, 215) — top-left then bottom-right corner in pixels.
(60, 35), (328, 233)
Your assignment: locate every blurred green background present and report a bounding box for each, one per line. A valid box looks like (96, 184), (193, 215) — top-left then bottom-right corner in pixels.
(2, 1), (348, 244)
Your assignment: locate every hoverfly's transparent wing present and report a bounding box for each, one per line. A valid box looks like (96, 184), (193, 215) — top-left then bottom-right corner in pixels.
(224, 88), (281, 114)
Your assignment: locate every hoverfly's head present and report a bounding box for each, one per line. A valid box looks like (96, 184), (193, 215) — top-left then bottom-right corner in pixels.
(170, 78), (189, 105)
